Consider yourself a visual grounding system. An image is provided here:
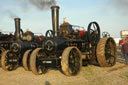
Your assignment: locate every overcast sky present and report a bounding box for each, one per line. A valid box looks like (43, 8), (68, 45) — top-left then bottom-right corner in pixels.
(0, 0), (128, 38)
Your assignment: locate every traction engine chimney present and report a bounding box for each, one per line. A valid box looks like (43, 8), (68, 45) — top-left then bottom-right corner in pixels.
(51, 6), (60, 36)
(14, 18), (21, 41)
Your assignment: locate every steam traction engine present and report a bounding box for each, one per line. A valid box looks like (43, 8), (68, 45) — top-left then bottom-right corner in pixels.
(28, 6), (116, 76)
(1, 18), (43, 71)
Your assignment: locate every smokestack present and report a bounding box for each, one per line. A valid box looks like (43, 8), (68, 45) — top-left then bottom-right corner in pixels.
(14, 18), (21, 41)
(51, 6), (59, 36)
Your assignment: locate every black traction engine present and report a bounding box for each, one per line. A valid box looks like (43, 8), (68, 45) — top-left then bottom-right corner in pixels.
(0, 18), (43, 71)
(28, 6), (117, 76)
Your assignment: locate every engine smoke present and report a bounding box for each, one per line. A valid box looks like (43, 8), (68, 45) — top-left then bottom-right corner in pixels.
(105, 0), (128, 14)
(6, 0), (57, 19)
(29, 0), (56, 10)
(111, 0), (128, 8)
(16, 0), (56, 10)
(8, 11), (19, 19)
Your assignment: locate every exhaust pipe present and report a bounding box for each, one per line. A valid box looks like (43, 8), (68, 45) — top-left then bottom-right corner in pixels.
(14, 18), (21, 41)
(51, 6), (59, 36)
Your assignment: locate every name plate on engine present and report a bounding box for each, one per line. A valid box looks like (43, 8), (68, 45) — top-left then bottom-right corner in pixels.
(42, 61), (52, 64)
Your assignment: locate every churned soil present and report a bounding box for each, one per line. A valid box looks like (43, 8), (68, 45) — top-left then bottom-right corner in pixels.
(0, 49), (128, 85)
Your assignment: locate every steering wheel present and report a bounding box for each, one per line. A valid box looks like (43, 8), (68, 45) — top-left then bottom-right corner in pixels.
(87, 22), (100, 45)
(45, 30), (54, 37)
(102, 31), (110, 37)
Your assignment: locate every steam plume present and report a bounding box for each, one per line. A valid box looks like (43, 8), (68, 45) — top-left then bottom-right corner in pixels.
(105, 0), (128, 14)
(8, 11), (19, 19)
(16, 0), (56, 10)
(111, 0), (128, 8)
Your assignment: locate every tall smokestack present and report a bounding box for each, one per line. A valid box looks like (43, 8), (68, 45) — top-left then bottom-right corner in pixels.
(14, 18), (21, 41)
(51, 6), (59, 36)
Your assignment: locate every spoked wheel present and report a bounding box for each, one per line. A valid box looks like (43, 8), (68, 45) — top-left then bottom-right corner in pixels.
(1, 50), (19, 71)
(22, 49), (32, 71)
(96, 37), (116, 67)
(30, 48), (47, 75)
(45, 30), (54, 37)
(61, 47), (82, 76)
(0, 47), (5, 66)
(87, 22), (100, 45)
(102, 31), (110, 38)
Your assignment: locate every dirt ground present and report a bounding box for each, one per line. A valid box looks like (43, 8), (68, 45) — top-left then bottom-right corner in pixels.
(0, 49), (128, 85)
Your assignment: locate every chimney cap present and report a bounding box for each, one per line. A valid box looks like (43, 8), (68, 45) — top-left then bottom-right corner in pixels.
(14, 18), (20, 21)
(51, 5), (60, 9)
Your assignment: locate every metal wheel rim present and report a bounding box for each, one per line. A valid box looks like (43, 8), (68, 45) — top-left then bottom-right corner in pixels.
(0, 47), (5, 57)
(105, 39), (116, 66)
(2, 51), (18, 71)
(6, 52), (18, 71)
(96, 37), (116, 67)
(30, 48), (47, 75)
(22, 50), (32, 71)
(68, 48), (80, 75)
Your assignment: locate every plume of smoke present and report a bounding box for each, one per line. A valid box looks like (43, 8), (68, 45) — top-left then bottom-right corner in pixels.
(2, 0), (57, 19)
(8, 11), (19, 19)
(29, 0), (56, 10)
(15, 0), (56, 10)
(105, 0), (128, 15)
(111, 0), (128, 8)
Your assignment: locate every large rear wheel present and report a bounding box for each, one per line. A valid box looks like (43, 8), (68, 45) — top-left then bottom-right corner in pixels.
(61, 47), (82, 76)
(96, 37), (116, 67)
(30, 48), (47, 75)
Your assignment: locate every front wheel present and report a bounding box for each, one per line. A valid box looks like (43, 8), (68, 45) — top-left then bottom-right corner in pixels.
(30, 48), (47, 75)
(61, 47), (82, 76)
(22, 49), (32, 71)
(0, 47), (6, 66)
(1, 50), (19, 71)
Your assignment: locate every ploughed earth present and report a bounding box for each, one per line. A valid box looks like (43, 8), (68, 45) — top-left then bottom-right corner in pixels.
(0, 49), (128, 85)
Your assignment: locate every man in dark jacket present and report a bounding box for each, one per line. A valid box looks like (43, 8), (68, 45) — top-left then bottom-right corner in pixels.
(121, 38), (128, 64)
